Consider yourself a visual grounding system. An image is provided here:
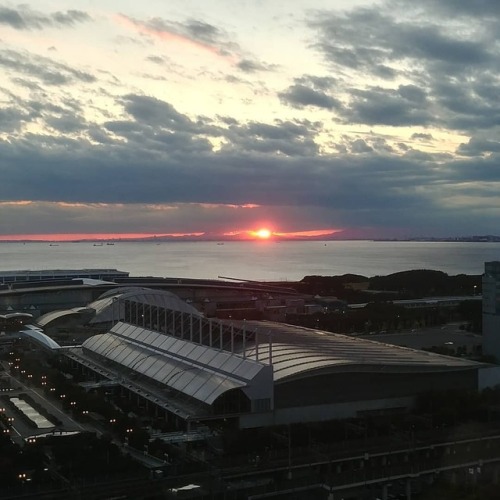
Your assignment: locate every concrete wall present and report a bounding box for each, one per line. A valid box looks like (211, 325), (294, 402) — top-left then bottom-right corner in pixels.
(274, 370), (478, 409)
(239, 397), (415, 428)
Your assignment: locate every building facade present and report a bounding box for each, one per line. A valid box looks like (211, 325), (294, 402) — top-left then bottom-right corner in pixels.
(483, 261), (500, 360)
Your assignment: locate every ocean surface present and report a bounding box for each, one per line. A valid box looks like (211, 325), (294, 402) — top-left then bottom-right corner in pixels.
(0, 240), (498, 281)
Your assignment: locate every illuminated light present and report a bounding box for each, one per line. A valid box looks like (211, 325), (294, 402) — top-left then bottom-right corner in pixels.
(247, 228), (273, 240)
(256, 228), (272, 239)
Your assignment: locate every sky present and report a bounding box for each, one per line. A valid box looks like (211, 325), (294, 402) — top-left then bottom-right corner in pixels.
(1, 0), (500, 240)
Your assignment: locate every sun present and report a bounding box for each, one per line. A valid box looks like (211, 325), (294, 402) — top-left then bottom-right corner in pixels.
(255, 228), (272, 239)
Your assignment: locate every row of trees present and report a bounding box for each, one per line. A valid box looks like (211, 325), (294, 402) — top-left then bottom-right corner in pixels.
(292, 270), (482, 302)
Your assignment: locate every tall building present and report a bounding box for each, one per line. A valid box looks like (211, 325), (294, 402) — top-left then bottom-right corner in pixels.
(482, 261), (500, 360)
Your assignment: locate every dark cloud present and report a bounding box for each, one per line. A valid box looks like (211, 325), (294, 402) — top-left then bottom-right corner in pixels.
(457, 137), (500, 157)
(221, 120), (319, 157)
(341, 86), (432, 126)
(307, 1), (500, 132)
(411, 133), (433, 141)
(1, 91), (491, 234)
(393, 0), (500, 18)
(45, 112), (87, 134)
(183, 19), (221, 45)
(279, 84), (341, 110)
(0, 107), (34, 132)
(0, 100), (497, 236)
(0, 6), (90, 30)
(123, 95), (188, 127)
(146, 55), (166, 64)
(350, 139), (373, 154)
(237, 59), (276, 73)
(0, 49), (95, 86)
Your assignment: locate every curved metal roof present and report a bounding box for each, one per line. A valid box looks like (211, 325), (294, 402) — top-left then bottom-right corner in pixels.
(0, 312), (33, 320)
(37, 307), (91, 327)
(19, 325), (61, 350)
(238, 321), (481, 382)
(82, 321), (266, 405)
(89, 288), (201, 324)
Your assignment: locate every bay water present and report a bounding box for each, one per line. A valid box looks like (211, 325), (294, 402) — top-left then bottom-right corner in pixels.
(0, 240), (498, 281)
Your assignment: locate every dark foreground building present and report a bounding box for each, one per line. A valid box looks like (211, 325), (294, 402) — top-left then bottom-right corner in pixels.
(52, 288), (484, 431)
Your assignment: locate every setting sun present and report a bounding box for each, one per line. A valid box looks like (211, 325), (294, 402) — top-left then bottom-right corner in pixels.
(255, 228), (272, 239)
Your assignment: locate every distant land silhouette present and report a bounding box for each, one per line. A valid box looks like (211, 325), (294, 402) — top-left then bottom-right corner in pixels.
(2, 233), (500, 243)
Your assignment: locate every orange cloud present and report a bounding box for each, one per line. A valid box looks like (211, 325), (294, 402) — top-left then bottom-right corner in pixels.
(0, 201), (33, 206)
(274, 229), (341, 238)
(223, 228), (341, 240)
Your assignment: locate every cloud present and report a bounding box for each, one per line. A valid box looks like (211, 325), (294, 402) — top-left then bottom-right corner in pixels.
(236, 58), (276, 73)
(307, 1), (500, 132)
(393, 0), (500, 18)
(146, 55), (167, 65)
(457, 137), (500, 157)
(340, 85), (432, 126)
(279, 84), (341, 110)
(0, 49), (96, 86)
(117, 14), (239, 60)
(0, 88), (498, 238)
(0, 6), (91, 30)
(411, 133), (433, 141)
(2, 0), (500, 239)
